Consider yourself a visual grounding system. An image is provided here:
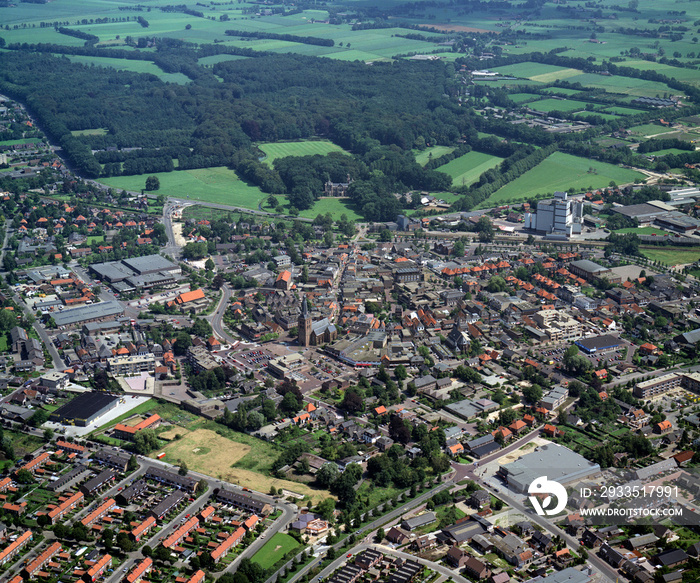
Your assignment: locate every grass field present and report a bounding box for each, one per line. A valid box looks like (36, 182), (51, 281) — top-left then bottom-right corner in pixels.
(0, 138), (42, 146)
(614, 226), (671, 235)
(71, 128), (108, 136)
(258, 140), (350, 167)
(251, 533), (300, 569)
(99, 167), (267, 210)
(414, 145), (455, 166)
(7, 431), (43, 457)
(479, 152), (644, 207)
(492, 62), (583, 82)
(158, 421), (332, 503)
(527, 98), (590, 113)
(437, 151), (504, 187)
(62, 55), (190, 84)
(297, 197), (362, 221)
(508, 93), (540, 104)
(628, 124), (676, 137)
(641, 248), (700, 266)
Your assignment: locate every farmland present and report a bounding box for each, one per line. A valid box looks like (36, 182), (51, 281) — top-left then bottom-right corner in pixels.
(477, 152), (644, 207)
(527, 98), (590, 113)
(438, 151), (504, 187)
(99, 167), (267, 210)
(258, 141), (349, 167)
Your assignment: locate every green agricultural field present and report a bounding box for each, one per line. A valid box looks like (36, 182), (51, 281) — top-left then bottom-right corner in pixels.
(438, 151), (504, 187)
(541, 87), (587, 97)
(99, 167), (267, 210)
(414, 145), (455, 166)
(508, 93), (540, 104)
(527, 98), (590, 113)
(258, 140), (350, 166)
(628, 124), (676, 137)
(63, 55), (190, 84)
(298, 197), (362, 221)
(603, 106), (645, 116)
(251, 533), (300, 569)
(492, 62), (583, 82)
(478, 152), (644, 207)
(642, 148), (690, 157)
(573, 111), (620, 121)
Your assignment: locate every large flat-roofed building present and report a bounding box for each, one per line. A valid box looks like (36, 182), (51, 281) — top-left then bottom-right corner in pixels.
(108, 354), (156, 376)
(52, 302), (124, 328)
(89, 262), (135, 283)
(569, 259), (613, 282)
(574, 334), (621, 354)
(267, 353), (305, 379)
(633, 371), (700, 399)
(49, 391), (119, 426)
(498, 443), (600, 493)
(524, 192), (583, 237)
(122, 255), (180, 276)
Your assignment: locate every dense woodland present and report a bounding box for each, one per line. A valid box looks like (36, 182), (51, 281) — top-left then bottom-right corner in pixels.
(3, 32), (700, 220)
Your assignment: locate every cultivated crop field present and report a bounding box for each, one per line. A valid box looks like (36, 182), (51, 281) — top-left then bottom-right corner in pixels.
(478, 152), (644, 207)
(492, 62), (583, 82)
(258, 141), (349, 166)
(99, 167), (267, 210)
(63, 55), (190, 84)
(438, 151), (504, 187)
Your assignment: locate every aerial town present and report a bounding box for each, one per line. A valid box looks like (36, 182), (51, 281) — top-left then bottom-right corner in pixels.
(3, 13), (700, 583)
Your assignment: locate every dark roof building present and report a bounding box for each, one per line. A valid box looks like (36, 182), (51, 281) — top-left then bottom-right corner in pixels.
(49, 392), (119, 427)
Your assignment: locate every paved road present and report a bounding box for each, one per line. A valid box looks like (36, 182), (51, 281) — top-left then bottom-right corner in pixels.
(331, 543), (470, 583)
(282, 481), (451, 583)
(206, 284), (237, 345)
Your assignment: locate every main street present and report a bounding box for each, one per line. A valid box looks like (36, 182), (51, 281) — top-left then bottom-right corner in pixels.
(205, 283), (237, 345)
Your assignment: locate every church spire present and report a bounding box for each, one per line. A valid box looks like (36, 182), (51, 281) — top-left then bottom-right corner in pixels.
(301, 296), (309, 318)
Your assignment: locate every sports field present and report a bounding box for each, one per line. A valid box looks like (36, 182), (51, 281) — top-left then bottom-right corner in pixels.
(251, 533), (300, 569)
(641, 248), (700, 266)
(437, 151), (504, 187)
(492, 62), (583, 82)
(478, 152), (644, 207)
(99, 167), (267, 210)
(414, 145), (455, 166)
(258, 141), (350, 166)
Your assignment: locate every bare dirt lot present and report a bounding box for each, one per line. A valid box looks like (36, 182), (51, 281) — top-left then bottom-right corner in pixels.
(154, 428), (331, 503)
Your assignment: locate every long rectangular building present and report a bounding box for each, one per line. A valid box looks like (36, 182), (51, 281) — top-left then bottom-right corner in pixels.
(84, 554), (112, 582)
(148, 490), (186, 520)
(130, 516), (156, 543)
(48, 491), (84, 523)
(114, 414), (161, 441)
(81, 498), (115, 527)
(49, 392), (119, 427)
(211, 526), (245, 563)
(162, 516), (199, 549)
(216, 488), (272, 515)
(125, 557), (152, 583)
(92, 449), (130, 471)
(18, 452), (51, 475)
(0, 530), (33, 565)
(24, 542), (61, 577)
(145, 467), (198, 492)
(80, 469), (116, 496)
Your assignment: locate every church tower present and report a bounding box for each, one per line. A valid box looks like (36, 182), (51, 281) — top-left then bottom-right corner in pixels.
(298, 296), (312, 347)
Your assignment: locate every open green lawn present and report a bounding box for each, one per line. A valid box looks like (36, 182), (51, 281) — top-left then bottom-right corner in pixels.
(251, 533), (300, 569)
(6, 431), (43, 457)
(437, 150), (504, 187)
(629, 124), (677, 137)
(527, 98), (590, 113)
(414, 145), (455, 166)
(0, 138), (42, 146)
(99, 167), (267, 210)
(508, 93), (540, 104)
(492, 62), (583, 82)
(71, 128), (108, 136)
(478, 152), (644, 207)
(614, 226), (671, 235)
(641, 248), (700, 266)
(258, 140), (350, 167)
(86, 235), (104, 245)
(297, 197), (362, 221)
